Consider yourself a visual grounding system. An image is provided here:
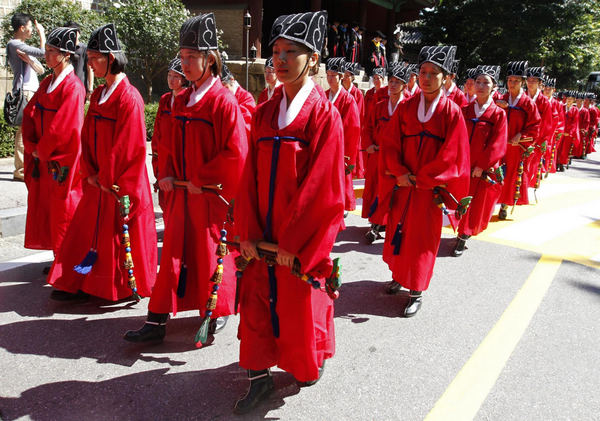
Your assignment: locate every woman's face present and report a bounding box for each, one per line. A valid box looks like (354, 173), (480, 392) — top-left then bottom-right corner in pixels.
(475, 74), (494, 99)
(87, 50), (112, 77)
(526, 76), (540, 93)
(326, 71), (341, 90)
(45, 45), (65, 69)
(167, 70), (185, 91)
(418, 62), (445, 94)
(464, 78), (475, 94)
(507, 76), (523, 93)
(388, 77), (405, 96)
(264, 67), (277, 85)
(272, 38), (314, 85)
(180, 48), (213, 83)
(373, 74), (383, 88)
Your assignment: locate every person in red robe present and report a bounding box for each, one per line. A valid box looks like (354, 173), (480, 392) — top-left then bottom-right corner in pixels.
(363, 67), (386, 123)
(325, 57), (360, 214)
(453, 65), (507, 256)
(404, 64), (421, 99)
(525, 67), (553, 191)
(574, 92), (590, 158)
(21, 27), (84, 257)
(379, 45), (469, 317)
(151, 58), (187, 220)
(257, 57), (281, 105)
(342, 62), (366, 178)
(443, 60), (468, 107)
(221, 62), (256, 135)
(463, 68), (478, 104)
(586, 94), (598, 153)
(233, 11), (344, 414)
(47, 23), (157, 302)
(557, 91), (579, 171)
(362, 62), (409, 244)
(542, 78), (561, 174)
(124, 14), (248, 344)
(495, 61), (540, 219)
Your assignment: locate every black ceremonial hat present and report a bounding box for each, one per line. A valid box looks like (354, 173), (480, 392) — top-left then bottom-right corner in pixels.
(526, 66), (545, 79)
(269, 11), (328, 53)
(47, 27), (78, 54)
(345, 62), (361, 76)
(326, 57), (346, 74)
(265, 57), (274, 69)
(506, 61), (528, 78)
(168, 58), (184, 77)
(544, 77), (556, 88)
(371, 67), (386, 78)
(476, 65), (501, 84)
(180, 13), (219, 51)
(407, 63), (419, 75)
(88, 23), (122, 53)
(466, 68), (478, 80)
(375, 30), (386, 40)
(418, 45), (457, 74)
(576, 91), (585, 99)
(388, 62), (409, 83)
(451, 59), (460, 75)
(221, 62), (234, 82)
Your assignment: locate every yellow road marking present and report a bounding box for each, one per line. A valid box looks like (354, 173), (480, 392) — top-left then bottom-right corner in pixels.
(424, 255), (562, 421)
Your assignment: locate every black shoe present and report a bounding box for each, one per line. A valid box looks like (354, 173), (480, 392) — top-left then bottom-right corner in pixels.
(42, 266), (51, 275)
(452, 234), (469, 257)
(50, 289), (89, 302)
(386, 280), (403, 295)
(209, 316), (229, 334)
(298, 361), (326, 387)
(233, 369), (274, 415)
(558, 164), (565, 172)
(365, 228), (377, 244)
(344, 210), (349, 218)
(123, 311), (168, 343)
(403, 292), (422, 318)
(498, 204), (508, 220)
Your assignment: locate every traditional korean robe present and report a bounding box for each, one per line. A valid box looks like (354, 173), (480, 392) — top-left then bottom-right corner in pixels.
(347, 83), (366, 178)
(152, 91), (176, 216)
(497, 90), (540, 206)
(587, 105), (598, 153)
(379, 92), (469, 292)
(544, 96), (562, 174)
(47, 76), (157, 300)
(22, 67), (84, 253)
(326, 87), (361, 211)
(257, 82), (281, 105)
(558, 105), (580, 165)
(444, 83), (468, 107)
(458, 99), (507, 236)
(236, 80), (344, 382)
(149, 77), (248, 317)
(527, 91), (553, 185)
(574, 106), (590, 157)
(404, 83), (421, 100)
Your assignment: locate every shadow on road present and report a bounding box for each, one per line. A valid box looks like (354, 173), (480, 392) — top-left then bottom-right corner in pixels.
(0, 362), (300, 421)
(334, 279), (409, 321)
(333, 225), (385, 256)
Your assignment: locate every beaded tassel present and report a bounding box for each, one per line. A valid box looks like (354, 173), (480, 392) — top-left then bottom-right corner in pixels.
(195, 228), (229, 348)
(121, 222), (141, 302)
(512, 160), (523, 213)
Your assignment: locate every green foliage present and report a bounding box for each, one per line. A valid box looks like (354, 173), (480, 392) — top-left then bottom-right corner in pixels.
(103, 0), (189, 101)
(0, 113), (17, 158)
(419, 0), (600, 89)
(2, 0), (104, 48)
(144, 102), (159, 142)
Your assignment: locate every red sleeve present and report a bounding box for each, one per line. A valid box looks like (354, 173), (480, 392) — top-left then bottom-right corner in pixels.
(380, 101), (411, 178)
(536, 98), (554, 146)
(342, 95), (361, 166)
(151, 95), (168, 179)
(475, 108), (508, 170)
(521, 99), (541, 139)
(21, 88), (42, 155)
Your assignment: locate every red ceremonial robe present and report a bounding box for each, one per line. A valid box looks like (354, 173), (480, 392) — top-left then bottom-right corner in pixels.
(347, 84), (366, 178)
(327, 87), (361, 211)
(236, 83), (345, 382)
(575, 106), (590, 157)
(22, 69), (84, 253)
(257, 84), (281, 105)
(497, 91), (540, 206)
(404, 84), (421, 100)
(588, 106), (598, 153)
(361, 94), (404, 223)
(380, 92), (469, 292)
(458, 100), (507, 236)
(527, 92), (553, 185)
(151, 92), (175, 216)
(445, 84), (468, 107)
(558, 105), (580, 165)
(545, 97), (561, 174)
(48, 76), (157, 300)
(149, 78), (248, 316)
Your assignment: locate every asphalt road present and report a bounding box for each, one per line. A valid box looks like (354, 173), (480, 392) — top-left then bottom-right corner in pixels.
(0, 154), (599, 421)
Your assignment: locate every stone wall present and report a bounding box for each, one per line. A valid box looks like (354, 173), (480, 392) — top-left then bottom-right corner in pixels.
(187, 4), (245, 59)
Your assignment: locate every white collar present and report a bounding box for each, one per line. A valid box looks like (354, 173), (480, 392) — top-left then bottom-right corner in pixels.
(267, 80), (281, 100)
(474, 96), (493, 118)
(417, 90), (443, 123)
(187, 76), (219, 107)
(444, 82), (456, 95)
(47, 64), (73, 94)
(466, 93), (477, 103)
(408, 84), (418, 95)
(508, 89), (523, 107)
(231, 80), (239, 95)
(388, 93), (403, 116)
(530, 89), (540, 102)
(328, 86), (342, 104)
(98, 73), (126, 105)
(278, 78), (315, 130)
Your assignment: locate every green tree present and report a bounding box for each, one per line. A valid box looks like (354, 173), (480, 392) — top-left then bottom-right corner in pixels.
(2, 0), (104, 48)
(419, 0), (600, 88)
(103, 0), (189, 101)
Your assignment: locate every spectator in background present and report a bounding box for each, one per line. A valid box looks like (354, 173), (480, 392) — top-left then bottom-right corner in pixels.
(391, 29), (402, 63)
(6, 13), (45, 182)
(65, 21), (94, 101)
